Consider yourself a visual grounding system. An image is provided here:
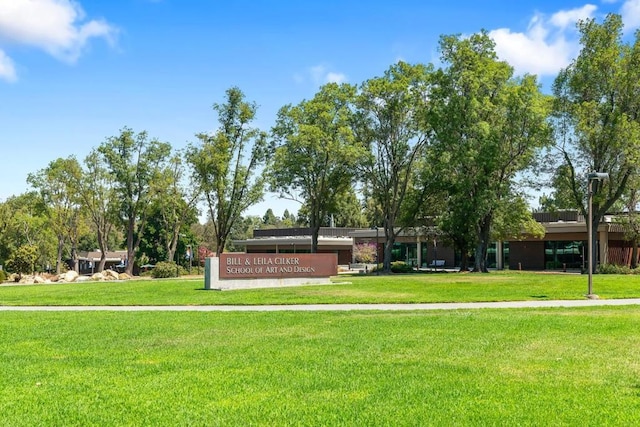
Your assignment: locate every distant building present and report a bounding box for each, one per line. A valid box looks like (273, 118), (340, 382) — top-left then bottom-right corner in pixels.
(234, 227), (355, 265)
(233, 211), (637, 271)
(511, 211), (630, 270)
(76, 250), (128, 274)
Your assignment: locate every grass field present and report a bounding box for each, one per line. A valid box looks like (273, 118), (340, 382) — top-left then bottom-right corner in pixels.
(2, 307), (640, 425)
(2, 272), (640, 425)
(2, 271), (640, 306)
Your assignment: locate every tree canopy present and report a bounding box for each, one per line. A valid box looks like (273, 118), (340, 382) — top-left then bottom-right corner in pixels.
(551, 13), (640, 272)
(270, 82), (362, 252)
(98, 127), (172, 275)
(427, 32), (552, 272)
(354, 62), (434, 272)
(187, 87), (269, 256)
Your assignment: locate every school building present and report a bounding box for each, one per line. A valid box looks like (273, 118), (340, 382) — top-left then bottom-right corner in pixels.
(234, 211), (635, 271)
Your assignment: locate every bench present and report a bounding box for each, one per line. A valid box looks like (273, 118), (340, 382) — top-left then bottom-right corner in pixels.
(349, 263), (368, 274)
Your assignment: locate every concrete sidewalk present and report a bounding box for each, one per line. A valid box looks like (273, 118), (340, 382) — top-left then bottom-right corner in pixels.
(2, 298), (640, 311)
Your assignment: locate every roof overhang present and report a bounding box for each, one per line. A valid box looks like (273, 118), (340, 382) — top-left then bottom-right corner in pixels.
(235, 236), (353, 247)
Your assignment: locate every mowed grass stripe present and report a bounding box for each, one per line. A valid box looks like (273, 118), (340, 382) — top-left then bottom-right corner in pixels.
(1, 308), (640, 425)
(2, 271), (640, 306)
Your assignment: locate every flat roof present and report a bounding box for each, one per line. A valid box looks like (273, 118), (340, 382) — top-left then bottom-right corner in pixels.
(235, 236), (353, 247)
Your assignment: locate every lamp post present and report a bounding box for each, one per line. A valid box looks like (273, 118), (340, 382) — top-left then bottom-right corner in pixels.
(175, 234), (180, 278)
(375, 226), (380, 275)
(587, 172), (609, 299)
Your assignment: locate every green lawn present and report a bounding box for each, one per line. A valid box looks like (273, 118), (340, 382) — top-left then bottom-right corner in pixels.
(1, 271), (640, 306)
(2, 308), (640, 425)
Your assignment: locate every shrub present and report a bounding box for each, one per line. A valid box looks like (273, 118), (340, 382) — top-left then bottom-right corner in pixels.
(5, 244), (38, 277)
(353, 243), (377, 264)
(390, 261), (414, 274)
(597, 263), (632, 274)
(152, 261), (179, 279)
(0, 269), (6, 282)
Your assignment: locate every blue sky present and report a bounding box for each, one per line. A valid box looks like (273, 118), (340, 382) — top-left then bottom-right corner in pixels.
(1, 0), (639, 218)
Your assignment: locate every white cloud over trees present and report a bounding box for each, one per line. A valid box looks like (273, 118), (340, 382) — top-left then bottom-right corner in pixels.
(621, 0), (640, 30)
(294, 64), (347, 87)
(489, 5), (597, 76)
(490, 1), (640, 77)
(0, 0), (117, 82)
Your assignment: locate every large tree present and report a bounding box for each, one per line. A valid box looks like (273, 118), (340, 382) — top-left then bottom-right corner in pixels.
(354, 62), (433, 272)
(428, 32), (551, 272)
(187, 87), (269, 256)
(27, 157), (83, 274)
(5, 244), (39, 279)
(551, 13), (640, 272)
(270, 82), (363, 252)
(0, 193), (53, 272)
(72, 149), (118, 273)
(98, 127), (171, 275)
(137, 196), (199, 266)
(153, 151), (201, 263)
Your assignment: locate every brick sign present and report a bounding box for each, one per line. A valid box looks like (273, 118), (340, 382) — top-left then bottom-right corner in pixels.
(219, 253), (337, 279)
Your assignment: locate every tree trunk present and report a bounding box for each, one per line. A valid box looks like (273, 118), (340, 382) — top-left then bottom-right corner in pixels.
(383, 238), (393, 272)
(98, 252), (107, 273)
(473, 214), (492, 273)
(96, 229), (108, 273)
(56, 237), (64, 274)
(382, 221), (395, 273)
(632, 241), (638, 269)
(459, 251), (469, 272)
(71, 245), (78, 273)
(167, 241), (174, 264)
(215, 234), (225, 257)
(167, 230), (178, 263)
(309, 208), (321, 254)
(311, 226), (320, 253)
(125, 217), (136, 275)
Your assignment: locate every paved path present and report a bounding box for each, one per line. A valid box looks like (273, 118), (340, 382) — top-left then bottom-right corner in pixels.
(2, 298), (640, 311)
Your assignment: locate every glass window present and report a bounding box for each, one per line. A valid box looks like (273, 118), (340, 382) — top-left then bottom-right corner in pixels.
(503, 241), (510, 268)
(391, 243), (418, 266)
(544, 241), (584, 269)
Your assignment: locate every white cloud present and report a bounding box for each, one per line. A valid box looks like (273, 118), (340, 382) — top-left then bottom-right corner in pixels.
(326, 72), (347, 84)
(489, 5), (598, 77)
(309, 65), (328, 85)
(0, 49), (16, 82)
(0, 0), (116, 81)
(550, 4), (598, 29)
(297, 64), (348, 86)
(621, 0), (640, 30)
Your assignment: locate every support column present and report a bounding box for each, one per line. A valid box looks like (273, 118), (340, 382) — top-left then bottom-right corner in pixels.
(598, 224), (609, 266)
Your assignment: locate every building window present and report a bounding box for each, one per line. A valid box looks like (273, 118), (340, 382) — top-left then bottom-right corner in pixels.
(487, 243), (497, 268)
(503, 242), (510, 268)
(391, 243), (418, 267)
(544, 241), (584, 270)
(486, 241), (509, 269)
